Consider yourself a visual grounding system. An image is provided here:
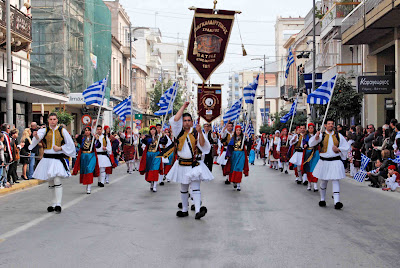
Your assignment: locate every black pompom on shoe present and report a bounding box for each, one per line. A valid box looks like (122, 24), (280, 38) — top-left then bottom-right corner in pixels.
(280, 168), (283, 172)
(98, 182), (105, 187)
(54, 206), (62, 214)
(47, 206), (55, 212)
(303, 181), (308, 186)
(195, 206), (207, 220)
(224, 180), (231, 185)
(237, 188), (241, 191)
(319, 201), (326, 207)
(200, 206), (207, 214)
(314, 189), (319, 192)
(191, 204), (195, 211)
(178, 202), (183, 209)
(160, 182), (164, 186)
(285, 170), (288, 174)
(334, 202), (343, 210)
(176, 211), (189, 217)
(297, 181), (302, 184)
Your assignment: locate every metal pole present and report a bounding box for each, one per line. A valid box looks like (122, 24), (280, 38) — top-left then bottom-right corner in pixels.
(263, 54), (266, 125)
(129, 23), (134, 143)
(311, 0), (316, 122)
(6, 0), (13, 124)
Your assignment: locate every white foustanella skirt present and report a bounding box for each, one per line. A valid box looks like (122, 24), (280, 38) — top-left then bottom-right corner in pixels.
(289, 152), (303, 166)
(97, 154), (111, 168)
(32, 158), (70, 181)
(166, 161), (214, 185)
(312, 159), (346, 180)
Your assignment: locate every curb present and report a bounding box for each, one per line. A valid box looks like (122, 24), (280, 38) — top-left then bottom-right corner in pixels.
(0, 179), (46, 196)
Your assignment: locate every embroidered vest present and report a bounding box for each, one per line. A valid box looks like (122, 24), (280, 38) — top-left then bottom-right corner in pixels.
(43, 126), (65, 150)
(148, 135), (159, 153)
(177, 129), (198, 154)
(320, 131), (340, 154)
(295, 134), (303, 149)
(233, 136), (244, 151)
(222, 132), (233, 146)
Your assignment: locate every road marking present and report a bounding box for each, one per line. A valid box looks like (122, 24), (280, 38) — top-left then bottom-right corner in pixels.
(0, 173), (130, 242)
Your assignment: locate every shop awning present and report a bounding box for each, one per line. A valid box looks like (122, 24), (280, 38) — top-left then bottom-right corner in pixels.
(0, 82), (69, 103)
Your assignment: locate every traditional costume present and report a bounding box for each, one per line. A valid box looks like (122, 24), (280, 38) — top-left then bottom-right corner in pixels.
(382, 165), (400, 191)
(95, 132), (112, 187)
(217, 127), (234, 184)
(289, 131), (306, 184)
(259, 134), (268, 165)
(138, 126), (166, 192)
(309, 129), (350, 209)
(29, 125), (76, 213)
(204, 129), (218, 171)
(73, 132), (100, 194)
(302, 127), (320, 191)
(249, 144), (256, 165)
(162, 134), (176, 183)
(166, 116), (213, 219)
(120, 127), (136, 174)
(224, 126), (250, 191)
(269, 131), (281, 170)
(104, 126), (118, 184)
(279, 129), (290, 174)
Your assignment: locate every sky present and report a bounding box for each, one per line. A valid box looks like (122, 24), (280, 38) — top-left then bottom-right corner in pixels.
(120, 0), (311, 88)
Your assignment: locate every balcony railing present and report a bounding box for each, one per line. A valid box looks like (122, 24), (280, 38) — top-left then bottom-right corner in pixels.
(0, 0), (32, 52)
(342, 0), (384, 33)
(321, 2), (360, 33)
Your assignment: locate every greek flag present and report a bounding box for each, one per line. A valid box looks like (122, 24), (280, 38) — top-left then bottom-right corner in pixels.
(82, 77), (107, 106)
(389, 155), (400, 164)
(285, 47), (294, 79)
(154, 82), (178, 116)
(307, 75), (337, 105)
(304, 73), (322, 95)
(280, 98), (297, 123)
(113, 96), (132, 122)
(246, 122), (255, 136)
(243, 74), (259, 104)
(223, 98), (242, 123)
(353, 153), (370, 182)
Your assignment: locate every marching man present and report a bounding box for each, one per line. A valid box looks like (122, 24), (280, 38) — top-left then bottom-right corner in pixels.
(166, 102), (214, 220)
(94, 125), (112, 187)
(309, 119), (350, 209)
(29, 113), (76, 213)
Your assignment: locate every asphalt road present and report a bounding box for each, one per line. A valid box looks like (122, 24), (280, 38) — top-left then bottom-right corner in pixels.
(0, 159), (399, 268)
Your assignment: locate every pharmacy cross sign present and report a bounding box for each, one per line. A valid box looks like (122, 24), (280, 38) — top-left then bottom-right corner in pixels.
(187, 8), (235, 83)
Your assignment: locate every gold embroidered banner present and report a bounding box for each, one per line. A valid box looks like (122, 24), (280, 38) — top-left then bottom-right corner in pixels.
(197, 84), (222, 123)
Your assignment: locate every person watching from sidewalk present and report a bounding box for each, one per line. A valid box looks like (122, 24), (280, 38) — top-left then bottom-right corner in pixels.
(19, 128), (32, 180)
(28, 122), (39, 180)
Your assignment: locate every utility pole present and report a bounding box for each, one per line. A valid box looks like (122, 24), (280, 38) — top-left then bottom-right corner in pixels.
(311, 0), (316, 121)
(129, 22), (133, 130)
(6, 0), (13, 124)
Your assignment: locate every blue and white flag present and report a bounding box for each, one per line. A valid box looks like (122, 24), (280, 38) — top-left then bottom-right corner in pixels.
(353, 153), (370, 183)
(246, 122), (255, 136)
(280, 98), (297, 123)
(304, 73), (322, 95)
(113, 96), (132, 122)
(243, 74), (259, 104)
(154, 82), (178, 116)
(82, 77), (107, 106)
(360, 153), (370, 170)
(285, 47), (295, 79)
(389, 155), (400, 164)
(353, 170), (367, 183)
(307, 75), (337, 105)
(223, 98), (242, 123)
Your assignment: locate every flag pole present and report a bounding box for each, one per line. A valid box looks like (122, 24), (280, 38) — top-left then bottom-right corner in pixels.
(319, 75), (338, 132)
(286, 93), (298, 146)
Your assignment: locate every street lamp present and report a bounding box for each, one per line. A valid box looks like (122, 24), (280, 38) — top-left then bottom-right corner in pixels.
(251, 56), (269, 125)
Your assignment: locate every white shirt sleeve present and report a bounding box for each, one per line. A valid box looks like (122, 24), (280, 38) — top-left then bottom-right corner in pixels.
(28, 128), (46, 151)
(106, 136), (112, 154)
(338, 133), (350, 160)
(197, 130), (211, 155)
(289, 135), (298, 146)
(309, 133), (323, 147)
(61, 128), (76, 157)
(170, 115), (183, 139)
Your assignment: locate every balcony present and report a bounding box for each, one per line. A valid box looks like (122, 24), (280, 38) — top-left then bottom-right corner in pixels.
(304, 52), (340, 73)
(111, 84), (130, 98)
(342, 0), (400, 45)
(122, 45), (136, 58)
(0, 0), (32, 52)
(304, 1), (322, 36)
(320, 2), (360, 39)
(323, 63), (362, 80)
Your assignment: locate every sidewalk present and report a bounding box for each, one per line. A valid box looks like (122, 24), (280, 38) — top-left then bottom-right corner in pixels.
(0, 179), (46, 195)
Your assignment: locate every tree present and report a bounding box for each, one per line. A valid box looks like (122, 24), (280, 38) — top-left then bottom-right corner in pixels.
(52, 109), (73, 126)
(259, 110), (307, 135)
(314, 75), (362, 124)
(148, 80), (183, 116)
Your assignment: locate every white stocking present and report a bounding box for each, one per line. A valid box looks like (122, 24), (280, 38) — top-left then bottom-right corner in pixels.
(278, 159), (282, 168)
(313, 182), (318, 190)
(190, 181), (201, 213)
(332, 180), (340, 204)
(105, 174), (109, 183)
(54, 177), (63, 206)
(320, 180), (328, 201)
(48, 179), (56, 207)
(99, 167), (106, 184)
(180, 184), (189, 213)
(302, 173), (308, 183)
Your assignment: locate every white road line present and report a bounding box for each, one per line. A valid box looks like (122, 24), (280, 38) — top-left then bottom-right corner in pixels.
(0, 173), (130, 242)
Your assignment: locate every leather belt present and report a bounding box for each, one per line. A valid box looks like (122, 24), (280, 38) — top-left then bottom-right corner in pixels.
(43, 153), (69, 172)
(320, 156), (341, 161)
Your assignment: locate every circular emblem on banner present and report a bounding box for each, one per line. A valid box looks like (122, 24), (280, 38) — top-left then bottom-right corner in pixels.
(205, 97), (214, 107)
(81, 115), (92, 126)
(118, 120), (126, 127)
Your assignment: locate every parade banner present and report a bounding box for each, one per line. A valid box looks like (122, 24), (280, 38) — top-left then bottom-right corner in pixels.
(187, 8), (235, 82)
(197, 84), (222, 123)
